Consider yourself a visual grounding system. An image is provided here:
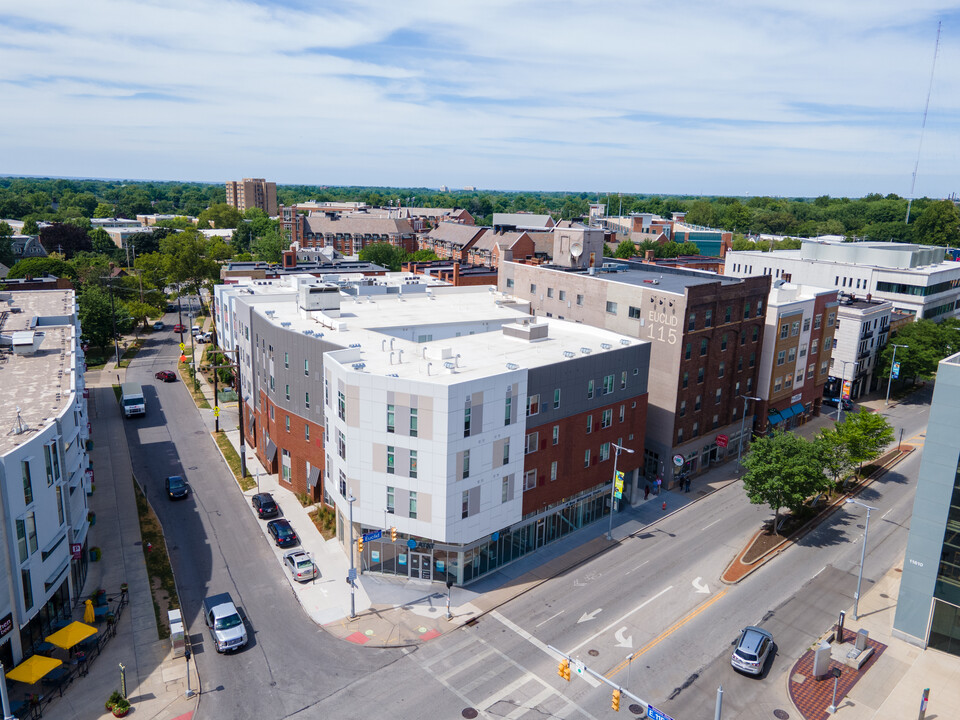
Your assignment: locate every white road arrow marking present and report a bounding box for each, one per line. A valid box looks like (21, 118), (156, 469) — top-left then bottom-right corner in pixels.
(692, 577), (710, 594)
(578, 608), (602, 623)
(614, 627), (633, 648)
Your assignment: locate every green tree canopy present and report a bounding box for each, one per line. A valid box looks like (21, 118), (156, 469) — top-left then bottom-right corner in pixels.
(39, 222), (92, 258)
(877, 318), (960, 382)
(251, 229), (287, 264)
(93, 202), (114, 218)
(5, 257), (78, 280)
(913, 200), (960, 247)
(198, 203), (243, 229)
(358, 242), (405, 271)
(77, 285), (128, 350)
(406, 249), (439, 263)
(614, 239), (637, 259)
(161, 229), (230, 296)
(836, 409), (894, 473)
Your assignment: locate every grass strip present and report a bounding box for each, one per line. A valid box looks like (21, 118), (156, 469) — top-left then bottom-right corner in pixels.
(133, 480), (180, 639)
(117, 339), (143, 369)
(213, 430), (256, 491)
(177, 362), (211, 409)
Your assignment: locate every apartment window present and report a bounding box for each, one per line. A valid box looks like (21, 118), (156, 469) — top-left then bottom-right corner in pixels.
(629, 306), (642, 319)
(526, 432), (539, 454)
(788, 347), (796, 362)
(504, 396), (512, 425)
(695, 394), (702, 411)
(774, 376), (782, 392)
(740, 331), (746, 346)
(21, 569), (32, 612)
(25, 512), (37, 554)
(43, 445), (55, 485)
(814, 314), (822, 329)
(803, 318), (811, 332)
(586, 415), (593, 433)
(21, 461), (32, 505)
(704, 309), (713, 327)
(684, 343), (692, 360)
(587, 379), (595, 399)
(530, 283), (537, 293)
(337, 430), (346, 459)
(677, 428), (684, 443)
(305, 392), (310, 409)
(339, 470), (346, 497)
(324, 378), (330, 406)
(463, 450), (470, 479)
(828, 312), (836, 327)
(281, 449), (291, 482)
(56, 486), (64, 525)
(464, 406), (472, 437)
(725, 305), (733, 323)
(502, 477), (510, 503)
(721, 333), (728, 351)
(620, 371), (627, 389)
(785, 375), (793, 389)
(270, 405), (275, 420)
(682, 371), (689, 389)
(550, 461), (558, 481)
(285, 415), (291, 432)
(807, 363), (815, 379)
(554, 388), (561, 408)
(387, 404), (395, 433)
(547, 288), (554, 298)
(284, 384), (290, 401)
(304, 359), (309, 376)
(584, 449), (591, 468)
(606, 301), (618, 314)
(15, 519), (27, 563)
(799, 344), (807, 358)
(747, 377), (753, 392)
(409, 450), (417, 478)
(777, 350), (786, 366)
(700, 338), (708, 356)
(386, 486), (395, 513)
(712, 414), (720, 429)
(718, 361), (725, 378)
(692, 422), (700, 438)
(506, 278), (514, 288)
(284, 352), (289, 369)
(737, 356), (743, 372)
(619, 404), (625, 422)
(305, 423), (310, 441)
(603, 374), (614, 394)
(715, 389), (722, 405)
(502, 441), (510, 465)
(409, 491), (417, 519)
(600, 442), (611, 461)
(552, 425), (559, 445)
(791, 321), (800, 336)
(780, 323), (789, 339)
(601, 409), (613, 428)
(688, 312), (697, 331)
(576, 294), (584, 306)
(559, 290), (566, 301)
(387, 446), (395, 474)
(744, 302), (751, 319)
(821, 360), (830, 374)
(409, 408), (418, 437)
(679, 400), (687, 417)
(527, 394), (540, 415)
(752, 325), (760, 342)
(698, 367), (705, 384)
(337, 391), (345, 420)
(462, 491), (470, 519)
(524, 470), (537, 491)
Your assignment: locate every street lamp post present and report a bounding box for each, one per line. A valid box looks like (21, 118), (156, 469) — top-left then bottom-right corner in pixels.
(846, 497), (877, 620)
(885, 344), (908, 406)
(348, 493), (357, 619)
(607, 443), (634, 540)
(835, 359), (855, 422)
(736, 395), (761, 471)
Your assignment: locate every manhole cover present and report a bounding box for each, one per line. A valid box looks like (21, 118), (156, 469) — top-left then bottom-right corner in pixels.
(773, 710), (790, 719)
(365, 629), (374, 636)
(588, 649), (599, 657)
(895, 567), (903, 572)
(418, 627), (427, 633)
(880, 593), (890, 599)
(628, 704), (643, 715)
(462, 709), (478, 719)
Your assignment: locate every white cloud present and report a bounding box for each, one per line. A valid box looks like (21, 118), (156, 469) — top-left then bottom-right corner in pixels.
(1, 0), (958, 196)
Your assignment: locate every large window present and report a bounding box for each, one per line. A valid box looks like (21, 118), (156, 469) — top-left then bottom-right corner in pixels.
(601, 409), (613, 428)
(387, 446), (395, 474)
(386, 486), (395, 514)
(524, 470), (537, 491)
(337, 391), (345, 420)
(409, 450), (417, 478)
(409, 491), (418, 519)
(463, 450), (470, 479)
(409, 408), (418, 437)
(525, 432), (539, 454)
(527, 394), (540, 415)
(464, 406), (472, 437)
(602, 374), (614, 395)
(387, 404), (395, 433)
(21, 461), (32, 505)
(504, 397), (512, 425)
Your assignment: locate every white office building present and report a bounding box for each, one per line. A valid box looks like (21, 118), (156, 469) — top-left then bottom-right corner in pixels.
(0, 290), (91, 668)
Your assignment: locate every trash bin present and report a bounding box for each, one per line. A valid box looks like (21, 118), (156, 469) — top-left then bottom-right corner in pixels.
(168, 609), (185, 658)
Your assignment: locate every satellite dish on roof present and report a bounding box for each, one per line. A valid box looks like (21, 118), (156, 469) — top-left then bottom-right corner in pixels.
(570, 242), (583, 258)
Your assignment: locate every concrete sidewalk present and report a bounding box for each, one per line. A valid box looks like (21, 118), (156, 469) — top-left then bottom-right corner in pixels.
(40, 364), (198, 720)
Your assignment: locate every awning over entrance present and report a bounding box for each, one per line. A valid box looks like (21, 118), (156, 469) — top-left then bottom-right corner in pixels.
(265, 438), (277, 462)
(789, 402), (805, 416)
(45, 620), (97, 650)
(6, 655), (62, 684)
(768, 411), (785, 425)
(779, 405), (797, 420)
(307, 465), (321, 488)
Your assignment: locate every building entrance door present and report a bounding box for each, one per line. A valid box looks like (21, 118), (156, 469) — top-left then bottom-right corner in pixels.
(535, 518), (546, 548)
(409, 552), (432, 580)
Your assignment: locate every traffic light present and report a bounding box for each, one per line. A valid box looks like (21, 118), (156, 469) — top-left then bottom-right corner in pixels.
(357, 537), (364, 553)
(611, 689), (621, 712)
(391, 526), (397, 542)
(557, 658), (570, 681)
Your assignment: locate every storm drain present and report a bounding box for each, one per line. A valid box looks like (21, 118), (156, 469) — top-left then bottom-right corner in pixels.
(461, 709), (478, 719)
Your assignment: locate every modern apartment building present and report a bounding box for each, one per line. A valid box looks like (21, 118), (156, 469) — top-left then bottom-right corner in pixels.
(0, 290), (91, 668)
(725, 239), (960, 321)
(499, 260), (770, 485)
(214, 278), (650, 585)
(755, 282), (838, 432)
(894, 352), (960, 655)
(225, 178), (278, 216)
(827, 293), (892, 401)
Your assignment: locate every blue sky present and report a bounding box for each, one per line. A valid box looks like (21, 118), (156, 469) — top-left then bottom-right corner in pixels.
(2, 1), (959, 197)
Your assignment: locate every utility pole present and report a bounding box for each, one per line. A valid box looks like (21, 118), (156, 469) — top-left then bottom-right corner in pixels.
(607, 443), (634, 540)
(737, 395), (761, 471)
(103, 276), (121, 366)
(885, 344), (908, 405)
(348, 493), (357, 619)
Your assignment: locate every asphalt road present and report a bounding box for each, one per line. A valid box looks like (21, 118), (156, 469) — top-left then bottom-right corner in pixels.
(121, 312), (401, 720)
(119, 310), (931, 720)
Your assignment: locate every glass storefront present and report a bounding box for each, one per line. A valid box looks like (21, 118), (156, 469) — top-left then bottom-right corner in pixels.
(358, 485), (610, 586)
(928, 599), (960, 656)
(19, 578), (70, 659)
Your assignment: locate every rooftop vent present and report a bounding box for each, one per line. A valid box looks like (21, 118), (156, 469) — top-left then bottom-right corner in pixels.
(563, 350), (575, 358)
(580, 347), (592, 355)
(620, 339), (631, 346)
(600, 343), (612, 350)
(505, 362), (520, 370)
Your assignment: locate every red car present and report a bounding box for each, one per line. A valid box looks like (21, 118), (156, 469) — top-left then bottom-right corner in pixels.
(155, 370), (177, 382)
(173, 324), (186, 333)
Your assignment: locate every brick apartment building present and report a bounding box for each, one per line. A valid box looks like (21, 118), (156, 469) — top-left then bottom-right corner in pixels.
(279, 206), (417, 255)
(226, 178), (278, 216)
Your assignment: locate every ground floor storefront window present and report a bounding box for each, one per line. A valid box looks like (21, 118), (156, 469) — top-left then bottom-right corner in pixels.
(929, 598), (960, 656)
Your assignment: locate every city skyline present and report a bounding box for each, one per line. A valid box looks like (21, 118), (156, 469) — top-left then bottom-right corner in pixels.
(2, 2), (959, 198)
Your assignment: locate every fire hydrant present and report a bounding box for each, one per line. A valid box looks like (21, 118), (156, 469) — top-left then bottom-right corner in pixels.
(662, 501), (667, 511)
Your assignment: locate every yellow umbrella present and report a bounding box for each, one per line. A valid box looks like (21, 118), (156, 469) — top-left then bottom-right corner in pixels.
(5, 655), (62, 684)
(83, 599), (95, 624)
(45, 621), (97, 650)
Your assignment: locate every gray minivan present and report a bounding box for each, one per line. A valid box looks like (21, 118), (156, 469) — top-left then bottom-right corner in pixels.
(731, 626), (773, 675)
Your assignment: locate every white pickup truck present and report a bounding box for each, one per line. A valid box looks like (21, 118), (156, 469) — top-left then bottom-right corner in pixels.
(202, 593), (247, 653)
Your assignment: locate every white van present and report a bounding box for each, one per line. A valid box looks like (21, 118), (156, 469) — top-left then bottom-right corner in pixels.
(121, 382), (146, 418)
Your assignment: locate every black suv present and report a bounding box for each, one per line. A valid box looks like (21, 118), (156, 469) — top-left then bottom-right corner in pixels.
(251, 493), (279, 519)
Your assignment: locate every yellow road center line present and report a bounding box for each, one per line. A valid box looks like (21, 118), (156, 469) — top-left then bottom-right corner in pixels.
(604, 589), (729, 679)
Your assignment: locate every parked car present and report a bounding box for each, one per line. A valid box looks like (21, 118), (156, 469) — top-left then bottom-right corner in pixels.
(164, 475), (189, 500)
(822, 396), (853, 411)
(173, 323), (186, 333)
(267, 518), (298, 547)
(155, 370), (177, 382)
(152, 321), (164, 331)
(166, 303), (178, 313)
(251, 493), (279, 519)
(283, 549), (318, 582)
(731, 626), (773, 675)
(191, 325), (202, 337)
(196, 332), (213, 344)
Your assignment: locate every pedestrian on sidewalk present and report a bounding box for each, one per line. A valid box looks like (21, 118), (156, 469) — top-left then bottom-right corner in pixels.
(644, 483), (650, 500)
(655, 476), (662, 495)
(684, 476), (691, 493)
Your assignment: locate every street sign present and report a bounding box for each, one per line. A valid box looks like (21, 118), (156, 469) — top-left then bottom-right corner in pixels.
(573, 660), (585, 676)
(715, 434), (729, 448)
(213, 406), (220, 417)
(891, 361), (901, 379)
(842, 380), (852, 400)
(673, 454), (684, 467)
(647, 706), (674, 720)
(179, 342), (185, 352)
(362, 530), (382, 542)
(615, 471), (624, 482)
(347, 568), (357, 581)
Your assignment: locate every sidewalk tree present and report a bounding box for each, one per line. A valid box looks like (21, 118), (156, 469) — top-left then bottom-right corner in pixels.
(742, 430), (832, 532)
(123, 300), (159, 334)
(161, 229), (230, 297)
(817, 427), (856, 486)
(77, 285), (128, 350)
(836, 408), (894, 475)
